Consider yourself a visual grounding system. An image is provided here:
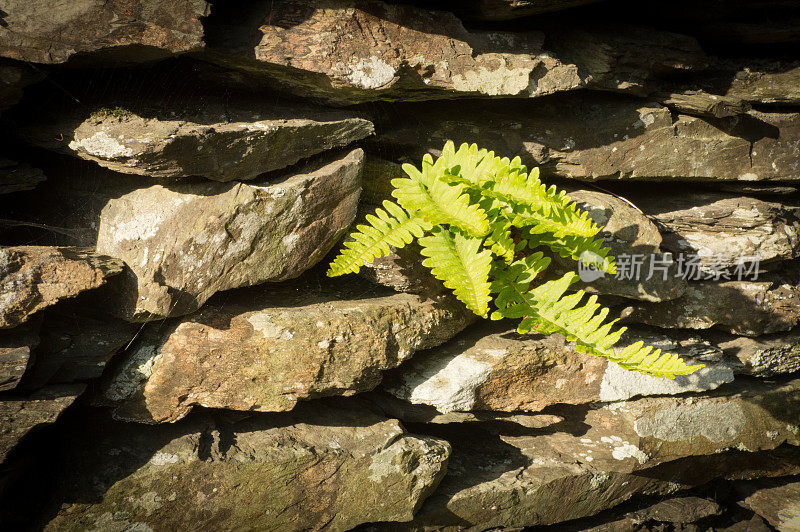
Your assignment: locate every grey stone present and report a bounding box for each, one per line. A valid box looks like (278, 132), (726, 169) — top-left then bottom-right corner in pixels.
(712, 328), (800, 377)
(400, 379), (800, 530)
(95, 149), (363, 321)
(21, 98), (374, 181)
(559, 189), (687, 302)
(374, 95), (800, 182)
(621, 268), (800, 336)
(0, 0), (209, 64)
(43, 401), (450, 531)
(630, 190), (800, 273)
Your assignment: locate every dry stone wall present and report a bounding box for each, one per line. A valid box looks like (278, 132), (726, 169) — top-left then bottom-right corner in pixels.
(0, 0), (799, 530)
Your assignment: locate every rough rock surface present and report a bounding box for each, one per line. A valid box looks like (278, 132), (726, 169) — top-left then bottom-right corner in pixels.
(375, 95), (800, 182)
(713, 328), (800, 377)
(0, 160), (45, 195)
(22, 99), (373, 181)
(99, 273), (474, 423)
(43, 401), (450, 531)
(383, 322), (732, 413)
(653, 90), (751, 119)
(694, 57), (800, 106)
(0, 323), (38, 391)
(0, 0), (209, 64)
(0, 246), (123, 329)
(0, 384), (85, 464)
(401, 378), (800, 530)
(95, 149), (363, 321)
(203, 0), (703, 104)
(560, 189), (686, 301)
(737, 479), (800, 532)
(621, 270), (800, 336)
(630, 190), (800, 272)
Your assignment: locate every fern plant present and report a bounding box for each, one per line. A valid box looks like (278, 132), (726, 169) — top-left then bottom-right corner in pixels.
(328, 141), (703, 378)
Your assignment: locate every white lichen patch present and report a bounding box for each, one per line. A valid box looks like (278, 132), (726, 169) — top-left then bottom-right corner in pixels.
(70, 131), (136, 159)
(451, 65), (533, 96)
(245, 313), (294, 341)
(103, 343), (162, 402)
(395, 350), (505, 413)
(633, 400), (747, 443)
(598, 361), (734, 402)
(344, 56), (396, 90)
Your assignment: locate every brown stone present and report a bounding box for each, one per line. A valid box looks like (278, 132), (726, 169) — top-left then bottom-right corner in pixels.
(95, 149), (363, 321)
(203, 0), (703, 104)
(43, 400), (450, 531)
(98, 273), (475, 423)
(0, 0), (209, 64)
(382, 322), (733, 413)
(629, 189), (800, 272)
(737, 479), (800, 532)
(399, 378), (800, 530)
(653, 90), (751, 118)
(0, 246), (123, 329)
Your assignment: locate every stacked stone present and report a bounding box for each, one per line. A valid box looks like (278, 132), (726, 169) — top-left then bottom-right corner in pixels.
(0, 0), (799, 530)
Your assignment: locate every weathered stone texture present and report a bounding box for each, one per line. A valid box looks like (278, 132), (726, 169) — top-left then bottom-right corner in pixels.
(203, 0), (703, 104)
(737, 479), (800, 532)
(99, 274), (474, 423)
(43, 402), (450, 531)
(374, 96), (800, 182)
(399, 379), (800, 530)
(0, 0), (209, 64)
(621, 270), (800, 336)
(95, 149), (363, 320)
(21, 99), (373, 181)
(630, 190), (800, 272)
(383, 322), (732, 413)
(0, 246), (123, 329)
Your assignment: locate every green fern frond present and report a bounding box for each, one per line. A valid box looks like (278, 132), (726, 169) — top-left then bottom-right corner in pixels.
(329, 140), (701, 379)
(492, 270), (703, 378)
(327, 200), (432, 276)
(527, 232), (617, 275)
(419, 227), (493, 317)
(394, 162), (490, 237)
(486, 220), (516, 264)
